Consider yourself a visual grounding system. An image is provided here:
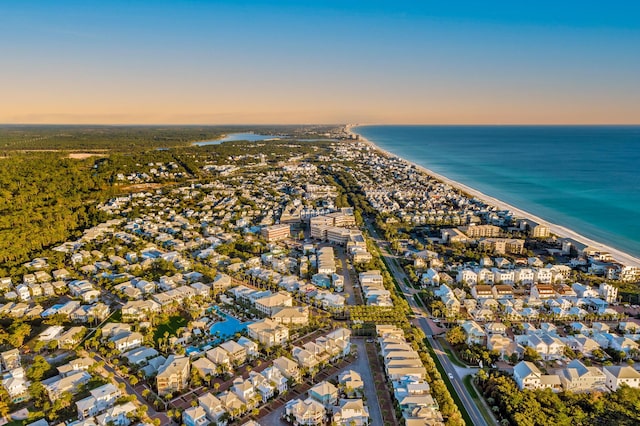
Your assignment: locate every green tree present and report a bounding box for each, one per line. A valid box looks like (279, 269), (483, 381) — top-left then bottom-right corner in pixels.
(446, 326), (466, 346)
(27, 355), (51, 381)
(523, 346), (541, 362)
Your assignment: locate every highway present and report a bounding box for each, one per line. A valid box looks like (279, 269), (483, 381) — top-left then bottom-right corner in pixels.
(365, 220), (492, 426)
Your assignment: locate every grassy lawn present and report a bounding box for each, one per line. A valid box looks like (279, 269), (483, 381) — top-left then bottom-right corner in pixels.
(154, 315), (188, 341)
(439, 341), (467, 368)
(463, 375), (496, 425)
(424, 338), (474, 426)
(109, 308), (122, 322)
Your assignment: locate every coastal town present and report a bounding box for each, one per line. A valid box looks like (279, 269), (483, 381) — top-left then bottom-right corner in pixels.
(1, 131), (639, 426)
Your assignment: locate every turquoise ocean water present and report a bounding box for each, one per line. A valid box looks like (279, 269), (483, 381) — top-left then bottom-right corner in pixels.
(355, 125), (640, 258)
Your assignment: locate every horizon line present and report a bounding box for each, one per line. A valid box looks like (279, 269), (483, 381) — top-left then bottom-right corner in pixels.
(1, 122), (640, 127)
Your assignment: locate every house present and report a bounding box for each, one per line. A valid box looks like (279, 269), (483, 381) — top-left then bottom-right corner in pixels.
(198, 392), (227, 425)
(55, 326), (86, 349)
(562, 335), (601, 357)
(292, 346), (319, 371)
(254, 291), (293, 316)
(457, 269), (478, 285)
(121, 300), (161, 321)
(16, 284), (31, 301)
(273, 356), (301, 383)
(558, 359), (606, 392)
(484, 322), (507, 335)
(285, 398), (326, 426)
(156, 355), (190, 396)
(525, 334), (565, 360)
(183, 405), (208, 426)
(392, 375), (437, 416)
(619, 322), (639, 334)
(461, 321), (486, 345)
(218, 390), (245, 418)
(338, 370), (364, 397)
(1, 349), (21, 371)
(76, 383), (121, 419)
(220, 340), (247, 365)
(237, 336), (259, 359)
(57, 357), (95, 377)
(610, 336), (639, 354)
(212, 273), (233, 293)
(42, 371), (91, 400)
(308, 381), (338, 406)
(492, 285), (514, 300)
(247, 318), (289, 347)
(206, 347), (231, 371)
(232, 377), (259, 408)
(471, 285), (493, 300)
(95, 401), (137, 426)
(262, 365), (288, 394)
(190, 282), (211, 298)
(192, 357), (218, 379)
(332, 399), (370, 426)
(572, 283), (599, 298)
(487, 334), (517, 359)
(102, 323), (132, 338)
(122, 346), (159, 366)
(248, 371), (275, 403)
(531, 284), (555, 299)
(2, 367), (30, 403)
(271, 306), (309, 325)
(512, 361), (561, 391)
(603, 365), (640, 391)
(110, 331), (143, 352)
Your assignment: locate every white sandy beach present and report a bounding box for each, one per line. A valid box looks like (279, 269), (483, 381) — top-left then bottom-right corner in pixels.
(345, 125), (640, 268)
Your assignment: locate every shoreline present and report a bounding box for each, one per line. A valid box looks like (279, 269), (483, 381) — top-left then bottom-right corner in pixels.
(345, 124), (640, 268)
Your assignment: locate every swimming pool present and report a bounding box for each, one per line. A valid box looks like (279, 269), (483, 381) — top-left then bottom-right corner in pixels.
(209, 309), (253, 340)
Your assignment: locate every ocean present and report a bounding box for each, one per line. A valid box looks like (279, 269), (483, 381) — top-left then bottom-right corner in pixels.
(355, 125), (640, 258)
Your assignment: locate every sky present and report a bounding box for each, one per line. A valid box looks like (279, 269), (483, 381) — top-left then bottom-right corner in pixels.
(1, 0), (639, 124)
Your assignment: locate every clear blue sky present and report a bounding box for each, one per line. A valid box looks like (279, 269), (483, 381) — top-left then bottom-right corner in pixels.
(1, 0), (639, 124)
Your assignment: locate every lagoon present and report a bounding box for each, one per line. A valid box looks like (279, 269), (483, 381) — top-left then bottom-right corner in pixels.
(194, 132), (282, 146)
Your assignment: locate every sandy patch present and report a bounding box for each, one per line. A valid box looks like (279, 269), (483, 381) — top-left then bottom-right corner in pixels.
(68, 152), (107, 159)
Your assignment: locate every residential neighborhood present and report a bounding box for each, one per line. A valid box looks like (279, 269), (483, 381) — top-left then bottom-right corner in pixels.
(0, 134), (639, 426)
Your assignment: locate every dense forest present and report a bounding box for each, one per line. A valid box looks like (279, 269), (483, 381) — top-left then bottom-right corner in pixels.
(0, 152), (113, 271)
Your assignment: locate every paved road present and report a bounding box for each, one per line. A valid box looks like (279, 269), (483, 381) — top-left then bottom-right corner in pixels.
(365, 220), (492, 426)
(94, 354), (171, 425)
(335, 246), (358, 305)
(259, 339), (383, 426)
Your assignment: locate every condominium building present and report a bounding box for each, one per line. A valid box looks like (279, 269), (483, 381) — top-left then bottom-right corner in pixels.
(261, 224), (291, 242)
(156, 355), (190, 396)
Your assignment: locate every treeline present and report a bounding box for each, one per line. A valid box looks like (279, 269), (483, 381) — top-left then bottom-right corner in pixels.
(324, 170), (374, 222)
(477, 371), (640, 426)
(0, 125), (338, 151)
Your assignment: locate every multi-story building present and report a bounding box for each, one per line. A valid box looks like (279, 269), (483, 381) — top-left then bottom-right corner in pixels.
(247, 318), (289, 348)
(285, 398), (326, 426)
(156, 355), (190, 396)
(460, 224), (502, 238)
(76, 383), (121, 420)
(261, 224), (291, 242)
(478, 238), (525, 255)
(599, 283), (618, 304)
